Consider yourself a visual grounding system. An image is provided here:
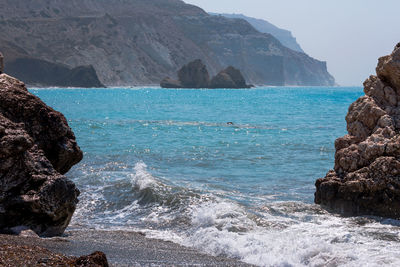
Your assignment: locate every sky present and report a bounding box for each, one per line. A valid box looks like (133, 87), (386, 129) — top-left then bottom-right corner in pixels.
(184, 0), (400, 86)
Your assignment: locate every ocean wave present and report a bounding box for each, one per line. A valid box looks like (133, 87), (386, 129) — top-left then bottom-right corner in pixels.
(71, 161), (400, 267)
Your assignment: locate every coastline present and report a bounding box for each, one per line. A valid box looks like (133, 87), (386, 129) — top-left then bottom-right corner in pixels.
(0, 230), (253, 266)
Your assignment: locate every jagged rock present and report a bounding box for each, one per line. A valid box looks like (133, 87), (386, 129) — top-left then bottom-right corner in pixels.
(177, 59), (210, 88)
(315, 43), (400, 218)
(160, 77), (182, 88)
(0, 73), (82, 236)
(210, 66), (252, 88)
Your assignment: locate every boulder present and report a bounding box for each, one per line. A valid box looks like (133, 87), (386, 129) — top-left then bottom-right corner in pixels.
(0, 73), (82, 236)
(160, 77), (182, 88)
(210, 66), (252, 88)
(210, 72), (237, 88)
(161, 60), (252, 89)
(177, 59), (210, 88)
(315, 43), (400, 218)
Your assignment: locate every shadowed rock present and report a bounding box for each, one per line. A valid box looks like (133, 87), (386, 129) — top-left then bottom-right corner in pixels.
(0, 74), (82, 236)
(177, 59), (210, 88)
(315, 43), (400, 219)
(161, 60), (252, 89)
(210, 66), (252, 88)
(6, 58), (104, 88)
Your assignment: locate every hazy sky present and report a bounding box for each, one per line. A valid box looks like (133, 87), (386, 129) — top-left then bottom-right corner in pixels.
(184, 0), (400, 86)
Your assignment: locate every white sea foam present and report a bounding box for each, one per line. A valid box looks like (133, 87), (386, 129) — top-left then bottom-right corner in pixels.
(71, 161), (400, 267)
(130, 162), (157, 190)
(143, 198), (400, 267)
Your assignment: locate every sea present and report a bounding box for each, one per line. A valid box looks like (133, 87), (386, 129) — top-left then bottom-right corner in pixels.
(31, 87), (400, 266)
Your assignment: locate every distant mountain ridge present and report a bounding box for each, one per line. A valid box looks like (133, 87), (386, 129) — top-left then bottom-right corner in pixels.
(0, 0), (335, 86)
(213, 13), (304, 53)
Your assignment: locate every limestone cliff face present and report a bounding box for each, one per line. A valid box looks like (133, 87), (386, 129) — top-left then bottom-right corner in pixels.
(315, 43), (400, 219)
(0, 0), (335, 87)
(213, 13), (304, 53)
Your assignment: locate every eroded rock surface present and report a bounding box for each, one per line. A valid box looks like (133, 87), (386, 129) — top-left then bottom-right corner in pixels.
(0, 74), (82, 236)
(315, 43), (400, 218)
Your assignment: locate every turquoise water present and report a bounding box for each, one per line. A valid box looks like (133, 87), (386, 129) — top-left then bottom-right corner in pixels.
(31, 87), (400, 266)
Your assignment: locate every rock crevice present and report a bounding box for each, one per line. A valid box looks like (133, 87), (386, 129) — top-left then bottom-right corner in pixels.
(315, 43), (400, 218)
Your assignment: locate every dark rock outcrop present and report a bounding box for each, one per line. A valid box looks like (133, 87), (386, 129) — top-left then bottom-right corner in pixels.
(161, 60), (252, 89)
(0, 74), (82, 236)
(0, 0), (335, 86)
(178, 59), (210, 88)
(315, 43), (400, 219)
(6, 58), (104, 88)
(210, 66), (252, 88)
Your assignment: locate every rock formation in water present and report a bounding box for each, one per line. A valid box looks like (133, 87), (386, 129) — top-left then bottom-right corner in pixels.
(315, 43), (400, 219)
(0, 0), (335, 86)
(210, 66), (252, 89)
(0, 73), (82, 236)
(160, 60), (252, 88)
(177, 59), (210, 88)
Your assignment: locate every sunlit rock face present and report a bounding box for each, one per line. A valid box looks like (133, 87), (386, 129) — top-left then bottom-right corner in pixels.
(315, 43), (400, 219)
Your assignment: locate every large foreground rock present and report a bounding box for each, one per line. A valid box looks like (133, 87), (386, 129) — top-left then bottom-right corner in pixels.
(315, 43), (400, 218)
(0, 74), (82, 236)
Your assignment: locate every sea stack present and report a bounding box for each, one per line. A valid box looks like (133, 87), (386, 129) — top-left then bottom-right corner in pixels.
(160, 59), (252, 89)
(315, 43), (400, 219)
(0, 73), (82, 236)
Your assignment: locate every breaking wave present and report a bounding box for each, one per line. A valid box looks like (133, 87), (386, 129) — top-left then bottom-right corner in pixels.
(71, 162), (400, 267)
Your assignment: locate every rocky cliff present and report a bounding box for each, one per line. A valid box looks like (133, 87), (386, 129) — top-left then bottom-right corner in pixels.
(315, 43), (400, 219)
(213, 13), (304, 53)
(6, 58), (104, 87)
(0, 0), (335, 86)
(0, 73), (82, 236)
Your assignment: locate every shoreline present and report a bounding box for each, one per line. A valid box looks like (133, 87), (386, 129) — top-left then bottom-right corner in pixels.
(0, 229), (253, 266)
